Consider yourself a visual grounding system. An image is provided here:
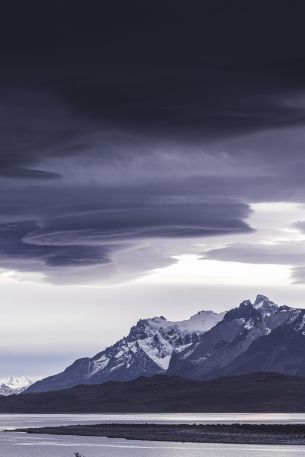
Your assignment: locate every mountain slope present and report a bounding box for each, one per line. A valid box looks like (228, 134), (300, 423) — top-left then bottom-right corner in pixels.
(27, 310), (224, 393)
(217, 308), (305, 377)
(4, 373), (305, 412)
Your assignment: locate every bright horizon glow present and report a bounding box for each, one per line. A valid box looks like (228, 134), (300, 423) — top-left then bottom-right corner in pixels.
(136, 202), (305, 288)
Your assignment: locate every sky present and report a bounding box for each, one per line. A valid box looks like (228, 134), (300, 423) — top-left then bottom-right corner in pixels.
(2, 1), (305, 378)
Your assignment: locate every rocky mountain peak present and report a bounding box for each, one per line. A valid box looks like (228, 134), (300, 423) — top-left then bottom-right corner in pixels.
(253, 294), (278, 316)
(254, 294), (270, 304)
(224, 299), (259, 322)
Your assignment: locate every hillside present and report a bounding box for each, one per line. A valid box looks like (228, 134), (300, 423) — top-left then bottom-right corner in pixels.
(2, 373), (305, 413)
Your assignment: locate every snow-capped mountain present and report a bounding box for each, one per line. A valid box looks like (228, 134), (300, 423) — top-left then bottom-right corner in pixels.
(168, 294), (295, 379)
(0, 377), (33, 396)
(26, 309), (224, 393)
(217, 305), (305, 378)
(26, 294), (305, 394)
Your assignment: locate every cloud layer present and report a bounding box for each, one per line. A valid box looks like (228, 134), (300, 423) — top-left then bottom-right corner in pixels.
(2, 2), (305, 283)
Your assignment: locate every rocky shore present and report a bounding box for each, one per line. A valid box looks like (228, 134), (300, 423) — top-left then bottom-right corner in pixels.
(11, 423), (305, 445)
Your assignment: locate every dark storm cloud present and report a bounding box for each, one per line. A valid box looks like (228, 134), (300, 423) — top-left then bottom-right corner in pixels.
(23, 199), (251, 242)
(2, 1), (305, 282)
(0, 221), (113, 268)
(0, 179), (252, 280)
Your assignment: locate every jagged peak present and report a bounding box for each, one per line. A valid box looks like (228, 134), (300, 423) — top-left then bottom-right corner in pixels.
(135, 316), (167, 326)
(224, 299), (259, 322)
(240, 299), (253, 308)
(254, 294), (270, 305)
(253, 294), (278, 316)
(215, 294), (279, 323)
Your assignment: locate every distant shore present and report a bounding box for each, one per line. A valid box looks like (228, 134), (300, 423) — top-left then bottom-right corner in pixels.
(11, 423), (305, 445)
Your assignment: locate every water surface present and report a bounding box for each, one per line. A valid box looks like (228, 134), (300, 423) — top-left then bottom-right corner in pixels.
(1, 413), (305, 457)
(2, 412), (305, 429)
(1, 432), (305, 457)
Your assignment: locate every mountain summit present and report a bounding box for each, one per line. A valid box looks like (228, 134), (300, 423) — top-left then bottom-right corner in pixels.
(27, 295), (305, 393)
(253, 294), (278, 316)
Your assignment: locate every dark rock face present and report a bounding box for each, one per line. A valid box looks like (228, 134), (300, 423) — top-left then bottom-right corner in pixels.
(27, 295), (305, 393)
(217, 309), (305, 378)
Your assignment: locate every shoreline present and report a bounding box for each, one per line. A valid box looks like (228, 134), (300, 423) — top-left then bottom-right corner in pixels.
(10, 423), (305, 445)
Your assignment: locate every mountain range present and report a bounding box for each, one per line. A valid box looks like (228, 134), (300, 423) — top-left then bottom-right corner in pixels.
(26, 294), (305, 393)
(0, 377), (33, 396)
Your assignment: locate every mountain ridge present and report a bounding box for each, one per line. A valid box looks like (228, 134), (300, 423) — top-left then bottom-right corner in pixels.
(27, 294), (305, 393)
(27, 308), (223, 393)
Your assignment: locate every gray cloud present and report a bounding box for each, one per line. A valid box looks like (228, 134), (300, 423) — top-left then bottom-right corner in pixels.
(291, 266), (305, 284)
(205, 238), (305, 284)
(293, 221), (305, 233)
(2, 2), (305, 283)
(0, 189), (252, 282)
(205, 242), (305, 266)
(2, 87), (305, 283)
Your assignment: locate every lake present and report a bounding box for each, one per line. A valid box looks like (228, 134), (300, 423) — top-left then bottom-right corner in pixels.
(1, 413), (305, 457)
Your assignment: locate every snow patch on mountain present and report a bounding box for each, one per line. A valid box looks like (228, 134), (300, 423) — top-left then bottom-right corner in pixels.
(171, 310), (226, 333)
(135, 311), (224, 369)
